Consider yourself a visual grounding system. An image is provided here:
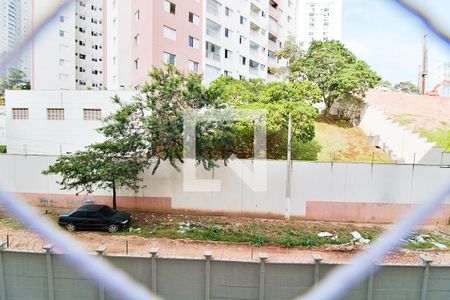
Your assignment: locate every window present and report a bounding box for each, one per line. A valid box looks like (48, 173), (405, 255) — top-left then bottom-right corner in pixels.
(163, 52), (176, 65)
(59, 30), (65, 37)
(135, 10), (140, 21)
(225, 28), (232, 38)
(239, 35), (246, 44)
(240, 16), (245, 25)
(163, 26), (176, 40)
(189, 12), (199, 25)
(47, 109), (64, 120)
(12, 108), (29, 120)
(241, 56), (246, 65)
(59, 16), (65, 22)
(134, 34), (140, 45)
(224, 70), (231, 77)
(83, 109), (102, 120)
(225, 49), (232, 59)
(134, 58), (140, 70)
(188, 60), (199, 72)
(225, 7), (232, 16)
(164, 0), (176, 14)
(188, 36), (199, 49)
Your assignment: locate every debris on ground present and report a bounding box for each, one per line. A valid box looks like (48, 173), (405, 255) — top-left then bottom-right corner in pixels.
(431, 242), (447, 249)
(351, 231), (370, 244)
(318, 232), (333, 238)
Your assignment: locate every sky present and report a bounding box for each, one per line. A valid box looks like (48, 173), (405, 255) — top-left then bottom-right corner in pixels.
(341, 0), (450, 90)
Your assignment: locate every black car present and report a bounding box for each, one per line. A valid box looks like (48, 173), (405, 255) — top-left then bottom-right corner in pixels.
(58, 205), (131, 233)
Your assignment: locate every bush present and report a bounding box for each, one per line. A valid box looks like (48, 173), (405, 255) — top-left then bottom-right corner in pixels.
(0, 145), (6, 153)
(292, 139), (321, 161)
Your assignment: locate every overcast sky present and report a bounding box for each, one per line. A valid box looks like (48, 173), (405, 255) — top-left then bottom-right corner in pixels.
(341, 0), (450, 89)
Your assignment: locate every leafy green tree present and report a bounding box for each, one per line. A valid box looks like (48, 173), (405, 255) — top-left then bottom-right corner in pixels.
(394, 81), (419, 94)
(0, 68), (30, 96)
(100, 65), (236, 173)
(378, 80), (392, 89)
(279, 39), (381, 114)
(43, 140), (149, 210)
(208, 76), (320, 159)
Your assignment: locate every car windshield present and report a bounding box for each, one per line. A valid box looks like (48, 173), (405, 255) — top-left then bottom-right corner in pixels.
(99, 206), (116, 217)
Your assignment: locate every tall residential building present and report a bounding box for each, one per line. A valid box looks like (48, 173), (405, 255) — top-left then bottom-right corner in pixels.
(32, 0), (105, 90)
(108, 0), (298, 88)
(0, 0), (32, 79)
(32, 0), (298, 90)
(296, 0), (342, 47)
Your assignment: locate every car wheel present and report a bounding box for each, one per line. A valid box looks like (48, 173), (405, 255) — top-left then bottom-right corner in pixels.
(107, 224), (119, 233)
(66, 223), (76, 232)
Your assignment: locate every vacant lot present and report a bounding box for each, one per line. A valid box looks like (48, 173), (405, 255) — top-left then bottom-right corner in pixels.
(314, 121), (391, 162)
(366, 90), (450, 149)
(1, 208), (448, 253)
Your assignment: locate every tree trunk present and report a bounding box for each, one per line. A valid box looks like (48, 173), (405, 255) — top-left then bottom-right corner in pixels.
(112, 181), (117, 210)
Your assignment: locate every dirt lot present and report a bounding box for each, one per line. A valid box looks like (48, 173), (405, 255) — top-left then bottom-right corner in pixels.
(0, 208), (449, 265)
(365, 90), (450, 132)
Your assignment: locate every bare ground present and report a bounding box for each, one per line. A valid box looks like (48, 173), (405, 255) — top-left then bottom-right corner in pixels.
(365, 90), (450, 131)
(0, 209), (449, 266)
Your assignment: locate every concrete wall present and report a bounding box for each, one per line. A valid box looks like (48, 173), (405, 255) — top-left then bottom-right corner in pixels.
(0, 249), (448, 300)
(0, 154), (449, 224)
(5, 90), (136, 155)
(359, 105), (450, 165)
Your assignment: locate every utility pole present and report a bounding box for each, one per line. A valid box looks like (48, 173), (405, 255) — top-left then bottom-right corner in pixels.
(417, 65), (422, 93)
(421, 34), (428, 95)
(285, 113), (292, 220)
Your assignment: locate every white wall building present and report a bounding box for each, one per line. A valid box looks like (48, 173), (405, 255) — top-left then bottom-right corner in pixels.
(105, 0), (132, 91)
(0, 0), (32, 79)
(32, 0), (105, 90)
(203, 0), (297, 84)
(296, 0), (342, 48)
(5, 90), (136, 155)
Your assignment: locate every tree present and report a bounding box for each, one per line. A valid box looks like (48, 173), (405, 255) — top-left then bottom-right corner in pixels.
(0, 68), (30, 96)
(208, 76), (320, 159)
(43, 140), (149, 210)
(394, 81), (419, 94)
(279, 39), (381, 114)
(100, 65), (236, 173)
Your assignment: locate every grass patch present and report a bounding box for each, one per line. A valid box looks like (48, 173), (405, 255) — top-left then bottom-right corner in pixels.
(112, 212), (384, 248)
(403, 231), (450, 250)
(315, 121), (391, 162)
(420, 126), (450, 150)
(0, 145), (6, 153)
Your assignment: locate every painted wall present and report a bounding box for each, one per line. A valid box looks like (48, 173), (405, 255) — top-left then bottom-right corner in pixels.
(5, 90), (136, 155)
(0, 155), (448, 224)
(359, 105), (449, 165)
(1, 250), (449, 300)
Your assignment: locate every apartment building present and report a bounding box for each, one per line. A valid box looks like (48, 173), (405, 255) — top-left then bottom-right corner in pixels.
(0, 0), (32, 79)
(32, 0), (105, 90)
(296, 0), (342, 47)
(129, 0), (204, 89)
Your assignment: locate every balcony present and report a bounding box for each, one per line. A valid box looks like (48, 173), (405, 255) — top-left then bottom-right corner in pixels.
(269, 6), (281, 20)
(206, 0), (220, 16)
(206, 50), (221, 62)
(206, 19), (221, 40)
(206, 27), (220, 40)
(268, 39), (279, 51)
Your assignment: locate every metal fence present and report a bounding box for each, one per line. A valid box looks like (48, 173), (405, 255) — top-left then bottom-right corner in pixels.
(0, 245), (449, 300)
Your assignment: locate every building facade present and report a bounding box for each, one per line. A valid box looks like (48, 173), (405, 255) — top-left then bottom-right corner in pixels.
(0, 0), (32, 79)
(108, 0), (298, 88)
(31, 0), (106, 90)
(5, 90), (135, 155)
(31, 0), (299, 91)
(296, 0), (342, 47)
